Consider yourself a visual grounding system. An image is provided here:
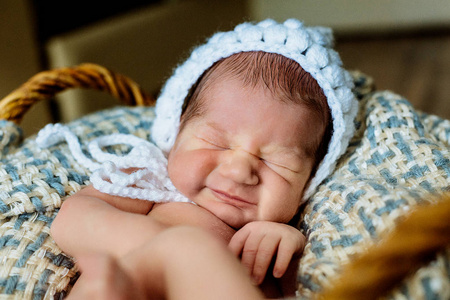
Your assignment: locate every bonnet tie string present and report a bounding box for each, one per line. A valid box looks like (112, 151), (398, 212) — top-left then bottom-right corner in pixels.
(36, 124), (190, 203)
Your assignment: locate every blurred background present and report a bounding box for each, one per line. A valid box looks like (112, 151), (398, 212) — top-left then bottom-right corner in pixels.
(1, 0), (449, 136)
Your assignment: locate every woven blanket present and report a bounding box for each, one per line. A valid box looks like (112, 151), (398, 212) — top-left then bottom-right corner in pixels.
(298, 73), (450, 299)
(0, 72), (448, 299)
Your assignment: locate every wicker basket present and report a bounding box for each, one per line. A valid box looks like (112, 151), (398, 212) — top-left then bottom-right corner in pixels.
(0, 63), (155, 124)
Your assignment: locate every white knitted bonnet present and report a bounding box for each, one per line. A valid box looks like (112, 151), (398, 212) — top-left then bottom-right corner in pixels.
(151, 19), (358, 200)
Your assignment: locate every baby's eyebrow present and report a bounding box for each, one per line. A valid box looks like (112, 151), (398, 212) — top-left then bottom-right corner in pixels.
(205, 121), (228, 135)
(261, 141), (303, 155)
(261, 149), (305, 172)
(205, 121), (306, 157)
(203, 121), (309, 163)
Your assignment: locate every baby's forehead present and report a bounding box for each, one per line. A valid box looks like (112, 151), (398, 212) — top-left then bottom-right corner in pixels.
(197, 84), (324, 146)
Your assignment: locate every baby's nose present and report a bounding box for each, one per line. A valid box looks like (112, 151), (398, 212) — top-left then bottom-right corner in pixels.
(219, 151), (259, 185)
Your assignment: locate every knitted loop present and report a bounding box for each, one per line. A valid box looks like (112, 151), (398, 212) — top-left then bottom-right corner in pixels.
(36, 124), (190, 203)
(37, 123), (101, 171)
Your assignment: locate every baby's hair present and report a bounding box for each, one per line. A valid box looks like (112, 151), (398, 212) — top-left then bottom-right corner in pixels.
(180, 51), (332, 168)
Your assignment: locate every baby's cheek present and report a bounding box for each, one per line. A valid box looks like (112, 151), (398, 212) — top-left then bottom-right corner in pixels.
(167, 155), (191, 197)
(257, 177), (303, 223)
(168, 150), (215, 198)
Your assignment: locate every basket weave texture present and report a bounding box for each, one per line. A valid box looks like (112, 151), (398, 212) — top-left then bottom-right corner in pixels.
(0, 65), (448, 299)
(298, 75), (450, 299)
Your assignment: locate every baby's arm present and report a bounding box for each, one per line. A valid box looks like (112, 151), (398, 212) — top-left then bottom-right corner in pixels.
(51, 186), (166, 258)
(228, 221), (305, 296)
(51, 186), (236, 258)
(77, 185), (155, 214)
(67, 226), (262, 300)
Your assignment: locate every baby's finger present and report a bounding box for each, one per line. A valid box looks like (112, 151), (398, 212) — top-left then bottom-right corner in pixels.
(252, 235), (280, 285)
(272, 239), (297, 278)
(238, 234), (264, 278)
(228, 228), (251, 257)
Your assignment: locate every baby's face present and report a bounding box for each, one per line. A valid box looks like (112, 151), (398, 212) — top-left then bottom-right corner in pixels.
(167, 77), (324, 229)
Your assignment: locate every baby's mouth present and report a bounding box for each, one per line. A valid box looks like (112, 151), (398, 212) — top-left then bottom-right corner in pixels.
(210, 189), (255, 208)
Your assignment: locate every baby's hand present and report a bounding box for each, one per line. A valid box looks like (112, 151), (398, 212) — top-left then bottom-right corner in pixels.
(228, 221), (305, 285)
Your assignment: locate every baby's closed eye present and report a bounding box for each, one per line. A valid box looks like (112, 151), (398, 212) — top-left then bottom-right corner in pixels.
(261, 149), (312, 177)
(197, 135), (229, 150)
(261, 157), (301, 174)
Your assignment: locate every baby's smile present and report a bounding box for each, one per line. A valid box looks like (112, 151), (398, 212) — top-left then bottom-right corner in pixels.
(209, 188), (256, 208)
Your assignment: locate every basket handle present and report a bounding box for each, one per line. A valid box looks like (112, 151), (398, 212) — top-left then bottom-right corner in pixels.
(0, 63), (155, 124)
